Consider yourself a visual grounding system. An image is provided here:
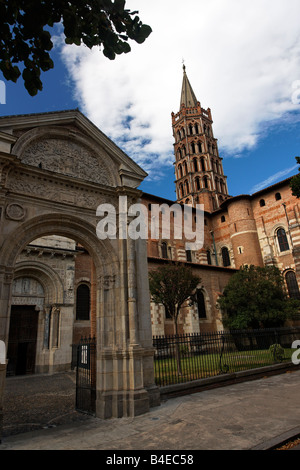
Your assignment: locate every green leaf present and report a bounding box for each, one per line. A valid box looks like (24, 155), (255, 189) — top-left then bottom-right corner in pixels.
(135, 24), (152, 43)
(103, 47), (116, 60)
(114, 0), (126, 13)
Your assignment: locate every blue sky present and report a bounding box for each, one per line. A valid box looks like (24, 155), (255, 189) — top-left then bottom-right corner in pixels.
(1, 0), (300, 202)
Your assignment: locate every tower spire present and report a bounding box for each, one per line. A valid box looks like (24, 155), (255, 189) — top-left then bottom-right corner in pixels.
(180, 64), (198, 108)
(172, 66), (229, 212)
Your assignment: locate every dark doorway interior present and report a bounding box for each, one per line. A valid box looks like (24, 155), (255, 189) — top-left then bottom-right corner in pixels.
(7, 305), (39, 376)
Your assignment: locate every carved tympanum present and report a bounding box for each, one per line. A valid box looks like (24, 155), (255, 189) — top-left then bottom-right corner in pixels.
(21, 138), (112, 185)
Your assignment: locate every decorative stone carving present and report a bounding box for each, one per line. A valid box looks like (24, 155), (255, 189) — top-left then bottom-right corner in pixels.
(99, 275), (116, 290)
(21, 137), (113, 186)
(5, 203), (26, 221)
(7, 171), (109, 209)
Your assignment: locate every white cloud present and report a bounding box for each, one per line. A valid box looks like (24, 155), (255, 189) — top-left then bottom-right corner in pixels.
(250, 165), (298, 193)
(58, 0), (300, 178)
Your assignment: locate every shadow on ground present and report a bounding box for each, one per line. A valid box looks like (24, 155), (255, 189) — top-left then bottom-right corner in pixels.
(2, 371), (92, 437)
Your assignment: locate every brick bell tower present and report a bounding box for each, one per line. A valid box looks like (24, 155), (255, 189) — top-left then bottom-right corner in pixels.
(172, 65), (229, 212)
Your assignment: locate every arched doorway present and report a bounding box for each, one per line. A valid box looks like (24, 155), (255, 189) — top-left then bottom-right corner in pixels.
(8, 276), (44, 376)
(0, 110), (160, 418)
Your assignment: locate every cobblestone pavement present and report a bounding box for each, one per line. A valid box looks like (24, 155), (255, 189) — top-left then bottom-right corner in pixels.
(1, 369), (300, 450)
(2, 371), (92, 438)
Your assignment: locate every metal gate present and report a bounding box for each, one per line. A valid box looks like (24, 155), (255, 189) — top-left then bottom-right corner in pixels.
(74, 337), (96, 415)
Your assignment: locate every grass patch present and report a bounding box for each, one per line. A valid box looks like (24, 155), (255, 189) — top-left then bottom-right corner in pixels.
(154, 347), (294, 386)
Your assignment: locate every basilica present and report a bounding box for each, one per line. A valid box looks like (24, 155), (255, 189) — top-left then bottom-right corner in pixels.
(0, 66), (299, 417)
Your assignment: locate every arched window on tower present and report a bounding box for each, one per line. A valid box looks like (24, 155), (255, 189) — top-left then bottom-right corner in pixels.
(195, 177), (201, 191)
(179, 183), (184, 198)
(189, 124), (193, 135)
(183, 161), (188, 175)
(178, 164), (182, 178)
(76, 284), (90, 321)
(193, 158), (198, 172)
(285, 271), (300, 299)
(191, 142), (196, 154)
(195, 123), (199, 134)
(203, 175), (209, 189)
(206, 250), (212, 265)
(221, 247), (231, 267)
(198, 142), (202, 153)
(220, 180), (226, 193)
(277, 228), (289, 252)
(177, 148), (181, 160)
(185, 180), (190, 194)
(275, 192), (282, 201)
(200, 157), (205, 171)
(215, 177), (220, 192)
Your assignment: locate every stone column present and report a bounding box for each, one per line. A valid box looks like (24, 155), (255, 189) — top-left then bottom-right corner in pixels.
(0, 266), (14, 344)
(95, 234), (157, 419)
(0, 268), (13, 439)
(127, 236), (139, 346)
(0, 341), (7, 443)
(90, 259), (97, 339)
(126, 235), (152, 416)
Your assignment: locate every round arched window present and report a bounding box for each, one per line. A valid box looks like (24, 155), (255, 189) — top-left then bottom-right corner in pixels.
(76, 284), (90, 321)
(221, 247), (231, 267)
(285, 271), (300, 299)
(277, 228), (289, 252)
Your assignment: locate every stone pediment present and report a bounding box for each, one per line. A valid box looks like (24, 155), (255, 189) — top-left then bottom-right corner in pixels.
(0, 110), (147, 189)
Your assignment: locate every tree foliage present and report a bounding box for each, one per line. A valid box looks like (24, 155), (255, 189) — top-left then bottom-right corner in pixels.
(217, 265), (300, 330)
(290, 157), (300, 198)
(0, 0), (152, 96)
(149, 263), (200, 335)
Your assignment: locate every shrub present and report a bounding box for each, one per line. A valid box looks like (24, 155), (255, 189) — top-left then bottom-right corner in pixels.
(269, 344), (284, 362)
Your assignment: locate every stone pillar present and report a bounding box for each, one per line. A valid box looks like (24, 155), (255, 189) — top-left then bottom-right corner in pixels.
(0, 341), (7, 443)
(95, 234), (159, 419)
(90, 259), (97, 339)
(127, 237), (139, 346)
(0, 266), (14, 344)
(126, 236), (152, 416)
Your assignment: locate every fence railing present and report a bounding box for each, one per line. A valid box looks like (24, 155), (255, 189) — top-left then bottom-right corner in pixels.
(72, 336), (97, 414)
(153, 327), (300, 387)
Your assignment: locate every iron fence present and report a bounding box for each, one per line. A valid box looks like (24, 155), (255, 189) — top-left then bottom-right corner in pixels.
(73, 336), (97, 414)
(153, 327), (300, 387)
